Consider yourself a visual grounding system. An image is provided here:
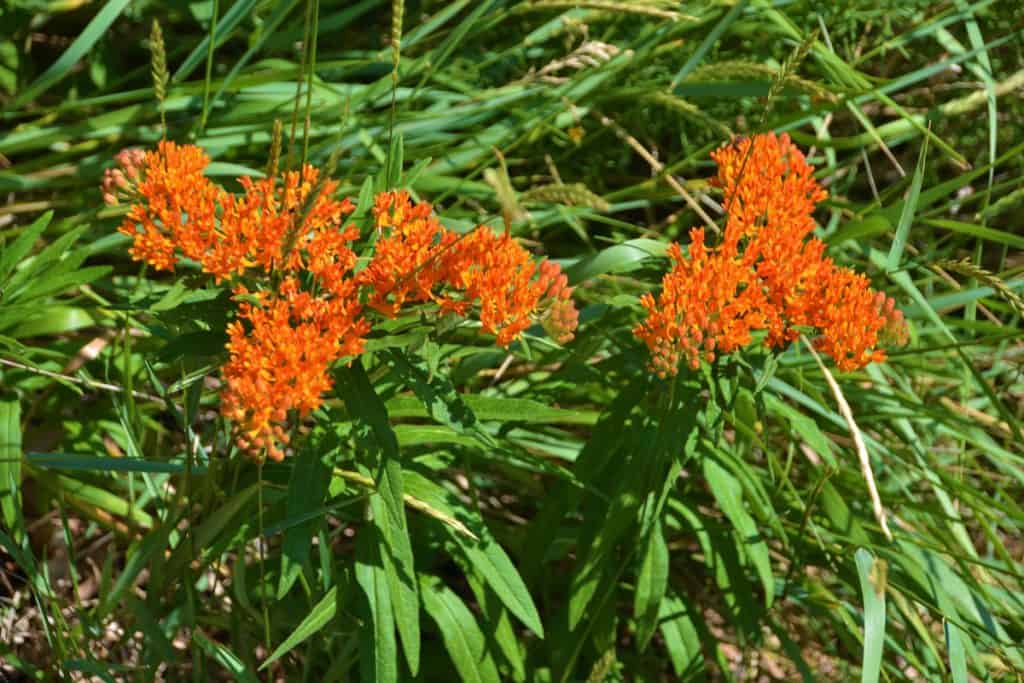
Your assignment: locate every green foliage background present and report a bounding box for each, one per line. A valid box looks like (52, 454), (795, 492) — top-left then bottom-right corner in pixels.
(1, 0), (1023, 680)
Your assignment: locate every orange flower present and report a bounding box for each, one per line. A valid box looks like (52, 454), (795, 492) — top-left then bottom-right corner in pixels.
(635, 133), (903, 376)
(111, 144), (579, 459)
(117, 141), (224, 273)
(440, 228), (575, 347)
(360, 191), (579, 347)
(221, 278), (369, 461)
(116, 143), (356, 283)
(357, 190), (457, 316)
(634, 231), (767, 377)
(227, 167), (356, 276)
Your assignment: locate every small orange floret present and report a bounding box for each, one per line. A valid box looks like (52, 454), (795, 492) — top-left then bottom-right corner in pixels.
(635, 132), (903, 376)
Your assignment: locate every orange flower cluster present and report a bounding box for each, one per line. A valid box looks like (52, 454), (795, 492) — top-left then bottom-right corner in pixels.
(635, 133), (907, 377)
(359, 191), (579, 347)
(221, 278), (369, 461)
(112, 145), (577, 459)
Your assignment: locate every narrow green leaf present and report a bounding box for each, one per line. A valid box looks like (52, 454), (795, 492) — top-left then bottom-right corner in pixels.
(336, 361), (420, 675)
(703, 457), (774, 608)
(945, 620), (967, 683)
(403, 471), (544, 637)
(193, 631), (260, 683)
(565, 238), (667, 284)
(356, 528), (397, 683)
(173, 0), (263, 82)
(385, 394), (598, 425)
(0, 398), (22, 543)
(11, 0), (131, 107)
(162, 484), (258, 579)
(669, 0), (748, 89)
(261, 587), (338, 670)
(421, 576), (501, 683)
(886, 136), (929, 273)
(658, 591), (704, 678)
(99, 523), (173, 617)
(278, 437), (332, 598)
(0, 211), (52, 285)
(27, 452), (205, 475)
(764, 395), (836, 467)
(633, 518), (669, 651)
(855, 548), (887, 683)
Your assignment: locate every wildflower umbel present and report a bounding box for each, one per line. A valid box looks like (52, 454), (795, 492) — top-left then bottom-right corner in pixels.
(110, 146), (578, 460)
(359, 190), (579, 347)
(635, 133), (907, 376)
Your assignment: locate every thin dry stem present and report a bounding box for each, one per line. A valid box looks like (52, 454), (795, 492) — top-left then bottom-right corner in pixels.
(333, 468), (479, 541)
(801, 335), (893, 541)
(0, 357), (163, 403)
(595, 111), (720, 234)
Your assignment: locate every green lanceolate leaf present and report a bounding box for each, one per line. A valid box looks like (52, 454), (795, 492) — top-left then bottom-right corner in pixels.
(658, 590), (704, 678)
(26, 452), (206, 475)
(356, 527), (397, 683)
(193, 630), (260, 683)
(12, 1), (131, 107)
(403, 470), (544, 637)
(703, 457), (775, 609)
(855, 548), (887, 683)
(261, 586), (339, 670)
(0, 397), (22, 544)
(886, 135), (929, 273)
(0, 211), (52, 285)
(278, 434), (333, 598)
(633, 517), (669, 651)
(336, 361), (420, 675)
(421, 575), (501, 683)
